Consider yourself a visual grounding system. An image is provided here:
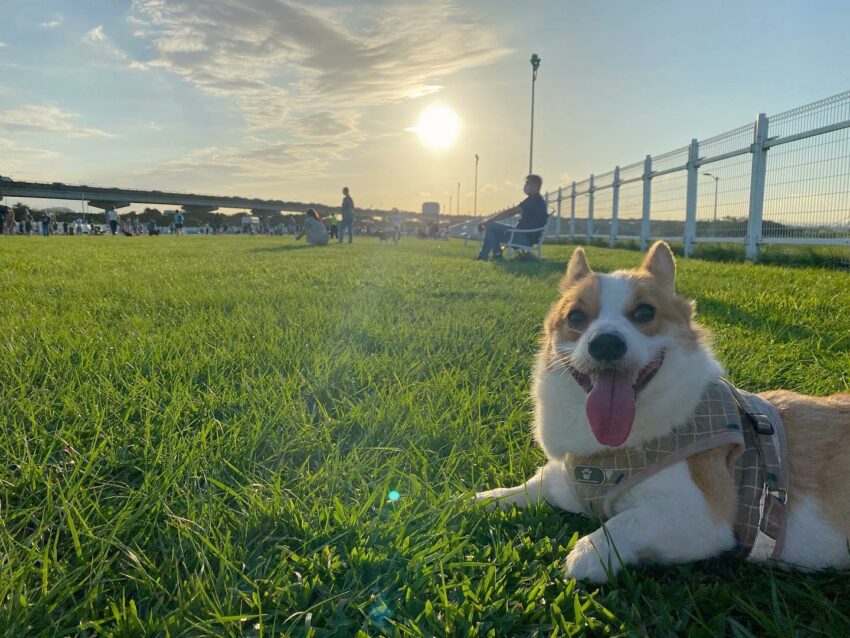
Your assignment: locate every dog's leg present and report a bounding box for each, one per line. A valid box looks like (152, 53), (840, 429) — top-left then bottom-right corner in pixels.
(564, 463), (736, 583)
(475, 460), (582, 512)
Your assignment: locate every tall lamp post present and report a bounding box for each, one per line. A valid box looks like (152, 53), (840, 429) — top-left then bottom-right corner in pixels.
(703, 172), (720, 223)
(456, 182), (460, 215)
(474, 154), (479, 216)
(529, 53), (542, 175)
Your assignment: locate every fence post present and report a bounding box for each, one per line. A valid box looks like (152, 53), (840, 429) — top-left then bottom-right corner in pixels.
(556, 186), (562, 239)
(587, 174), (595, 244)
(641, 155), (652, 251)
(683, 138), (699, 257)
(610, 166), (620, 247)
(746, 113), (769, 261)
(570, 181), (576, 239)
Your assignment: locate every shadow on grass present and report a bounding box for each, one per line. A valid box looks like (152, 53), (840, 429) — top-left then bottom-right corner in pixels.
(250, 243), (316, 253)
(547, 237), (849, 270)
(696, 296), (814, 342)
(489, 246), (815, 341)
(493, 256), (566, 279)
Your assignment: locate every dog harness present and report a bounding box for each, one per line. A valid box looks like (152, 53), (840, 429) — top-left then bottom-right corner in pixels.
(564, 379), (789, 561)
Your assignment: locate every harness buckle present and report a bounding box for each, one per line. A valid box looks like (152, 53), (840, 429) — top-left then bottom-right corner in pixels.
(749, 413), (774, 436)
(768, 487), (788, 506)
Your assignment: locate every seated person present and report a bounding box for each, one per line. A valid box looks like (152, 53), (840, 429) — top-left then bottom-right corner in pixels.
(296, 208), (329, 246)
(476, 174), (547, 261)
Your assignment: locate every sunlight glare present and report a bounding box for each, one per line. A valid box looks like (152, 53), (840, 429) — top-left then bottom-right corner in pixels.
(412, 105), (460, 150)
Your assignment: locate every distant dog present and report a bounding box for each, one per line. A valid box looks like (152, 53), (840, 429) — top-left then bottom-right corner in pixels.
(477, 241), (850, 583)
(373, 230), (398, 244)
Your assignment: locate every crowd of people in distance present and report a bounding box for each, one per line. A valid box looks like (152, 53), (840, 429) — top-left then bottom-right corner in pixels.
(1, 206), (204, 237)
(1, 187), (369, 242)
(0, 208), (102, 236)
(3, 176), (534, 251)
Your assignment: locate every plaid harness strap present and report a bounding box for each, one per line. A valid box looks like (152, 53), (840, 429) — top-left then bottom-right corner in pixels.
(564, 379), (789, 561)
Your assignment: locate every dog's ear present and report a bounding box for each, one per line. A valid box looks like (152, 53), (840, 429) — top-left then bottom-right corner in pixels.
(641, 241), (676, 292)
(560, 247), (592, 292)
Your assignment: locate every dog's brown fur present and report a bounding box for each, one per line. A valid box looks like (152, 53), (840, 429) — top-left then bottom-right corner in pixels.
(761, 390), (850, 533)
(687, 447), (738, 525)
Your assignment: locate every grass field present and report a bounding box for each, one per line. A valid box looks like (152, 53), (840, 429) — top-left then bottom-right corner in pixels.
(1, 236), (848, 636)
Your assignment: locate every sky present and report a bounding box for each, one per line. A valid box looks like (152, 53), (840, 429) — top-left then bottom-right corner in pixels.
(1, 0), (849, 216)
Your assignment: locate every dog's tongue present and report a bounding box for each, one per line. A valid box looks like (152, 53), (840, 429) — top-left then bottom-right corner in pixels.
(586, 369), (636, 447)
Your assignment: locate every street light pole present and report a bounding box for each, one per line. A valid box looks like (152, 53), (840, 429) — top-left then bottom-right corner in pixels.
(456, 182), (460, 215)
(529, 53), (541, 175)
(474, 154), (479, 216)
(703, 172), (720, 223)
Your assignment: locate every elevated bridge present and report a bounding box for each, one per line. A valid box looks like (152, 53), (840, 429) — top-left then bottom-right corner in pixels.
(0, 177), (475, 225)
(0, 178), (301, 215)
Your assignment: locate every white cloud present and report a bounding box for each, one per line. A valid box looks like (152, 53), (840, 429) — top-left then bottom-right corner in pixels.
(84, 25), (105, 43)
(126, 0), (509, 144)
(0, 137), (61, 179)
(83, 24), (135, 66)
(0, 42), (7, 48)
(0, 105), (112, 138)
(41, 15), (63, 28)
(138, 135), (354, 186)
(70, 1), (511, 190)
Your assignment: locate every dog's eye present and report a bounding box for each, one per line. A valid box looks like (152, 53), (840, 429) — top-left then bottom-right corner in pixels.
(630, 303), (655, 324)
(566, 308), (588, 329)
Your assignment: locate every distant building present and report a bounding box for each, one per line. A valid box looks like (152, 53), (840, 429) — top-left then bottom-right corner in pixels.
(421, 202), (439, 224)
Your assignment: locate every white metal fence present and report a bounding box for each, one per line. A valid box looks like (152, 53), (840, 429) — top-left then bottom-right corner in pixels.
(454, 90), (850, 261)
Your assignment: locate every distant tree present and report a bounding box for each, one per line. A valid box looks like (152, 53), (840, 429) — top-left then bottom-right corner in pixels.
(138, 207), (163, 223)
(12, 202), (31, 217)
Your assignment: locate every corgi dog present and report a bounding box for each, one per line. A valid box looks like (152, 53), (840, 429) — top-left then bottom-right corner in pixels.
(476, 241), (850, 583)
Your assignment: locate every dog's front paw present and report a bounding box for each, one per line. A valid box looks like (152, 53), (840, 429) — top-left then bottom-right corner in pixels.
(474, 487), (524, 511)
(564, 534), (617, 584)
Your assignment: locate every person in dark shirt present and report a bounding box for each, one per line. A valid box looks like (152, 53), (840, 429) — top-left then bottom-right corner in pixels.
(476, 174), (548, 261)
(339, 187), (355, 244)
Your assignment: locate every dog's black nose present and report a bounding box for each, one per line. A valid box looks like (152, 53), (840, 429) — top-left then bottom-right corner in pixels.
(588, 332), (627, 362)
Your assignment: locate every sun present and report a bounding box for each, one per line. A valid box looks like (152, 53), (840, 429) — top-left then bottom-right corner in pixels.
(412, 105), (460, 150)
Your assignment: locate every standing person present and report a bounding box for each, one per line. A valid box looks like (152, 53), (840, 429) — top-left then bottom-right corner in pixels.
(476, 174), (548, 261)
(62, 220), (69, 235)
(393, 210), (403, 242)
(174, 210), (184, 236)
(25, 211), (34, 235)
(339, 186), (355, 244)
(4, 207), (15, 235)
(295, 208), (329, 246)
(40, 212), (51, 236)
(74, 217), (84, 235)
(106, 207), (119, 235)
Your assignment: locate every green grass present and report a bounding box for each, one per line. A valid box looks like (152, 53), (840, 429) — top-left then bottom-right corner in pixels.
(0, 236), (848, 637)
